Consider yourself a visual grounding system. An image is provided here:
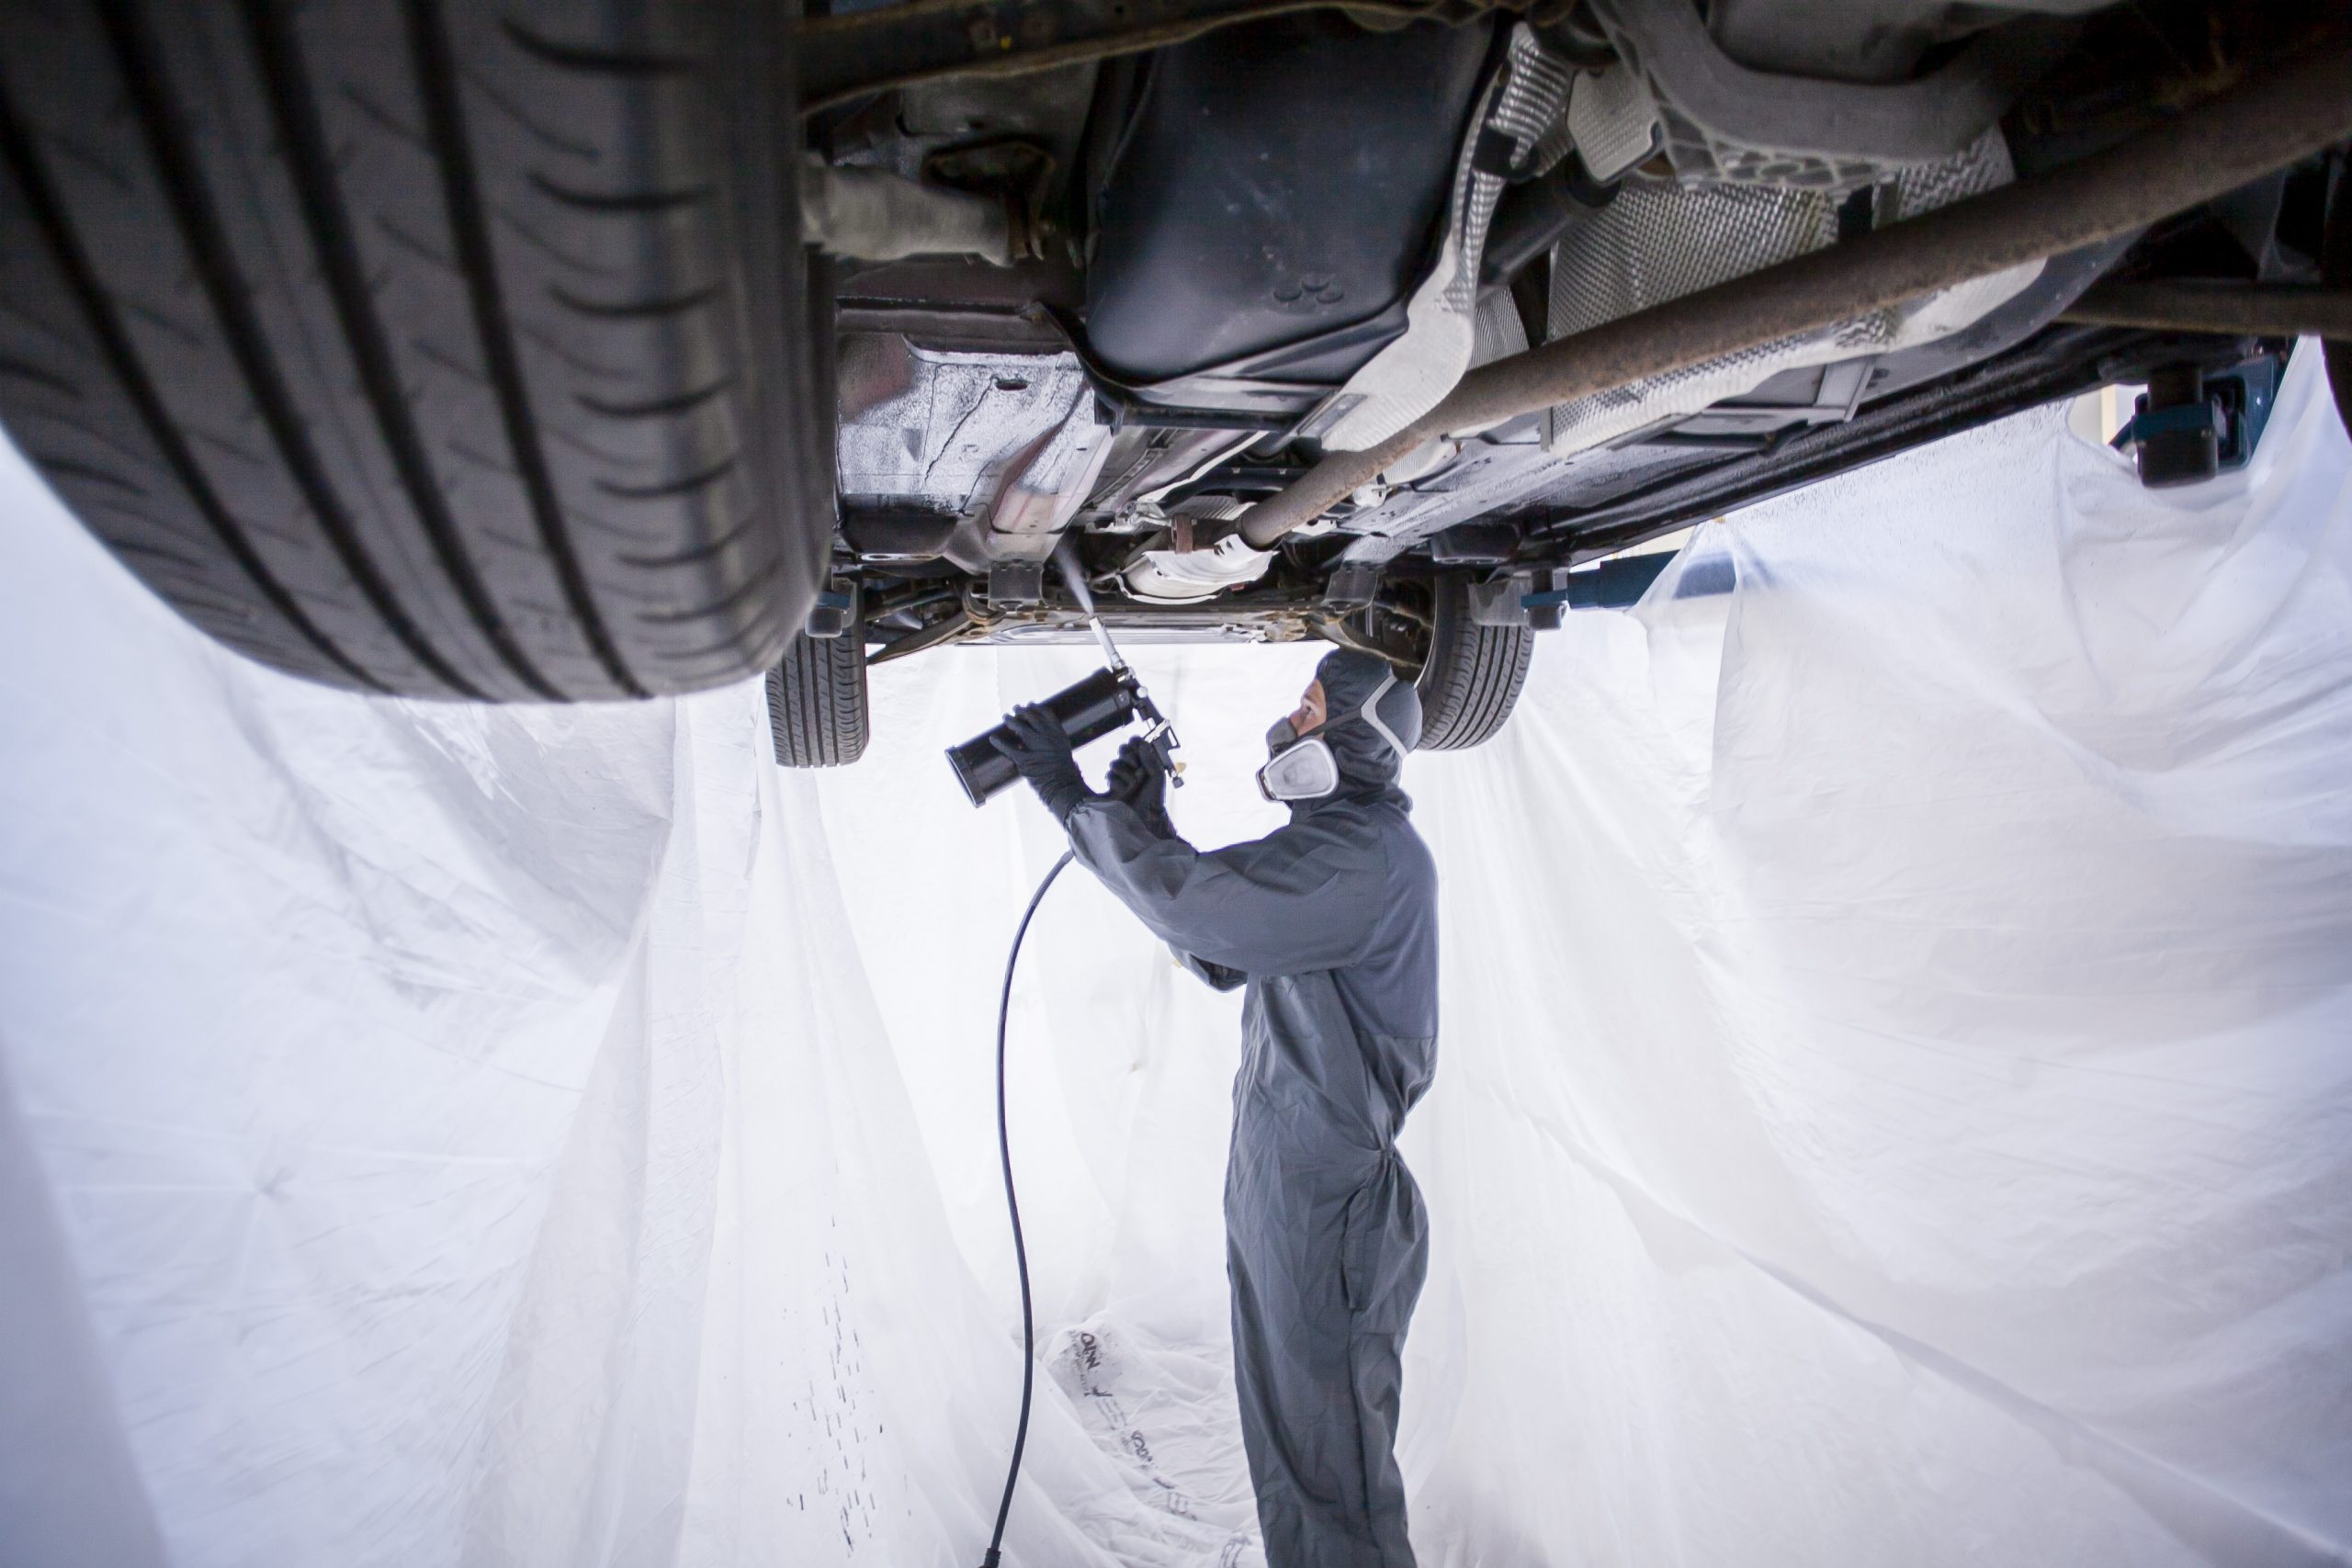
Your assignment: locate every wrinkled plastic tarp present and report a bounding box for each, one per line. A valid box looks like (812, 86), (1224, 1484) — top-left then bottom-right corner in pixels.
(2, 347), (2348, 1567)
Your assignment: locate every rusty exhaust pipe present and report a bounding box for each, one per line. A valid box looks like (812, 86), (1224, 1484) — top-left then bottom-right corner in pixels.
(2058, 281), (2352, 338)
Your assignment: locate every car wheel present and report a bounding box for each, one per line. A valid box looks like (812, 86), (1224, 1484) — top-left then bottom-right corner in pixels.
(1414, 572), (1534, 751)
(766, 630), (868, 767)
(0, 0), (823, 701)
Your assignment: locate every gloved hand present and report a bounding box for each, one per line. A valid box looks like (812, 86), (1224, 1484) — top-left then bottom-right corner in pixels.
(990, 704), (1093, 824)
(1105, 735), (1173, 837)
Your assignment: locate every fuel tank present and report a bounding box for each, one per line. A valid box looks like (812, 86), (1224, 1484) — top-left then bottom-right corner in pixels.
(1082, 16), (1493, 389)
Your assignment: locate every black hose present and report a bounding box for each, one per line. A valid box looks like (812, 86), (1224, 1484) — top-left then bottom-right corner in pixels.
(981, 849), (1075, 1568)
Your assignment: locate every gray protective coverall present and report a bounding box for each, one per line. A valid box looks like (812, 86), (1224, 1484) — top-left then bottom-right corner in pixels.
(1061, 651), (1439, 1568)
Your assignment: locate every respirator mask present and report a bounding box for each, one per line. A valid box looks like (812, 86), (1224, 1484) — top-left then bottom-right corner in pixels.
(1257, 717), (1339, 803)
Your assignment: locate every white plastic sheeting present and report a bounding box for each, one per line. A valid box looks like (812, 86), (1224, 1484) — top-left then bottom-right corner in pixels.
(2, 345), (2348, 1568)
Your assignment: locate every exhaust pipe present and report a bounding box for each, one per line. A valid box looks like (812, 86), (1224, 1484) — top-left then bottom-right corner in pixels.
(2057, 281), (2352, 339)
(1237, 29), (2352, 549)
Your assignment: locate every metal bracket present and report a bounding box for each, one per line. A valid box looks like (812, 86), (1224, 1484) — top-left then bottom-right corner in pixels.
(1467, 573), (1534, 628)
(1322, 561), (1381, 613)
(986, 560), (1046, 610)
(805, 578), (858, 638)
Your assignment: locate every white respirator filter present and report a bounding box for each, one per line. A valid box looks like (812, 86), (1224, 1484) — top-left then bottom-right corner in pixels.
(1257, 737), (1340, 802)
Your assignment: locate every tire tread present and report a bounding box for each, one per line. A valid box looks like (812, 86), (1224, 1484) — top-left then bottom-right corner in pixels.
(1415, 574), (1534, 751)
(765, 630), (869, 768)
(0, 0), (820, 700)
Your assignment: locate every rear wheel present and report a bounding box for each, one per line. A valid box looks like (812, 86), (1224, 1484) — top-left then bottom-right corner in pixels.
(766, 630), (869, 767)
(0, 0), (823, 700)
(1414, 572), (1534, 750)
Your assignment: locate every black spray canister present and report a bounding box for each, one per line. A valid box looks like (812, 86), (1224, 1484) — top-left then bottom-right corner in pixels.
(946, 666), (1143, 807)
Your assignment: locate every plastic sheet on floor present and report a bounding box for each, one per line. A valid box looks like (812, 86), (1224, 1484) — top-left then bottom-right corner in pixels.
(2, 345), (2348, 1568)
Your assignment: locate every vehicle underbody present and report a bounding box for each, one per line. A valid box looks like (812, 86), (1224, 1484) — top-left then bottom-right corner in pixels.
(0, 0), (2342, 749)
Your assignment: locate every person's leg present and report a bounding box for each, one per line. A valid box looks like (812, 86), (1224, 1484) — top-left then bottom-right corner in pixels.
(1230, 1229), (1373, 1567)
(1228, 1157), (1428, 1568)
(1349, 1328), (1414, 1568)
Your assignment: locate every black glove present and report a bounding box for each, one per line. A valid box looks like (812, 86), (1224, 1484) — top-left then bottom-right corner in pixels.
(990, 704), (1093, 824)
(1104, 735), (1173, 837)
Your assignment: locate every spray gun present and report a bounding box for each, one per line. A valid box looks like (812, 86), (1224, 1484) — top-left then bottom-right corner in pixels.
(945, 537), (1181, 807)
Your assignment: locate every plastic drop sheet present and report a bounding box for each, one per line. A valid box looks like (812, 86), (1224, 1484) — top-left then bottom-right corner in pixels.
(2, 346), (2348, 1568)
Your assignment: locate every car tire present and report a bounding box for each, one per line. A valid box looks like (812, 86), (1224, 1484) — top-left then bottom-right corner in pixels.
(1414, 572), (1534, 751)
(0, 0), (823, 701)
(766, 630), (868, 767)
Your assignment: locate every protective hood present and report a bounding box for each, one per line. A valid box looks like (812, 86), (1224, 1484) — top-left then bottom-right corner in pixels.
(1298, 649), (1419, 806)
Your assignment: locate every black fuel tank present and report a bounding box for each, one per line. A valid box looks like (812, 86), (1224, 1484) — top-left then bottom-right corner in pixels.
(1082, 17), (1493, 388)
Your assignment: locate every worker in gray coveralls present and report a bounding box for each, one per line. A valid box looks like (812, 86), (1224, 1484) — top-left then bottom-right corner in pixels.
(992, 647), (1439, 1568)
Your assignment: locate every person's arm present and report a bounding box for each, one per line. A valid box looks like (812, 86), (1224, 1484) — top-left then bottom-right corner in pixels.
(1064, 796), (1384, 977)
(1099, 741), (1252, 985)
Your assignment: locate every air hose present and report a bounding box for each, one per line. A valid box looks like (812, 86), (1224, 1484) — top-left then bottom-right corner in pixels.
(980, 849), (1076, 1568)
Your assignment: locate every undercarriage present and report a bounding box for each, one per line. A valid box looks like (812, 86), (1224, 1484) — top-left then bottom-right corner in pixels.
(0, 0), (2341, 738)
(781, 0), (2352, 761)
